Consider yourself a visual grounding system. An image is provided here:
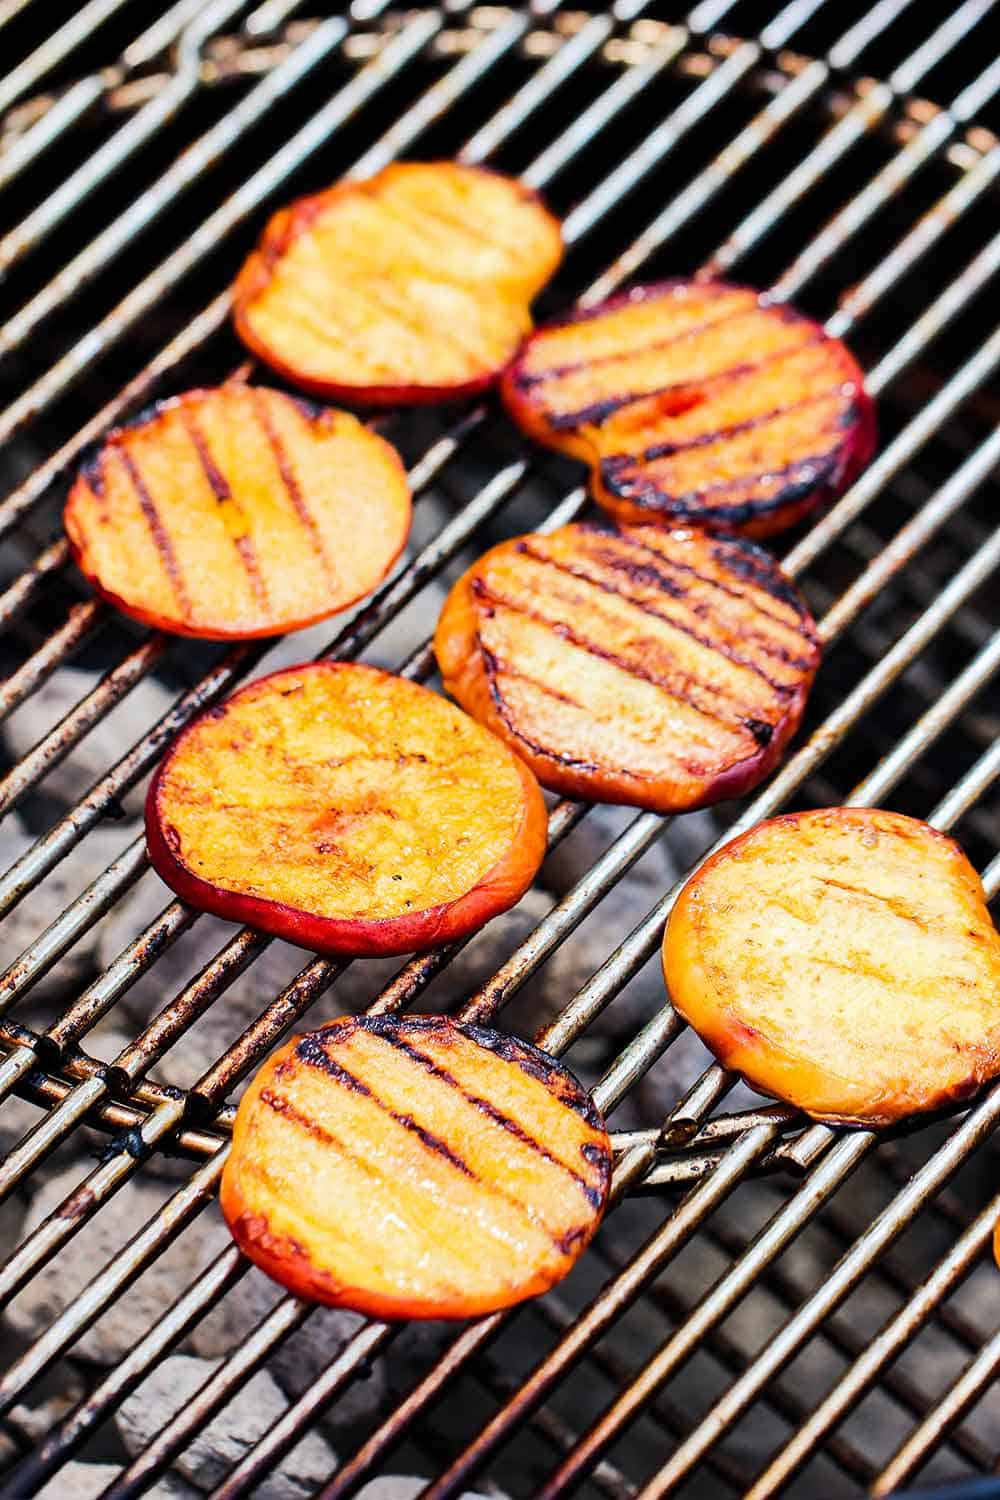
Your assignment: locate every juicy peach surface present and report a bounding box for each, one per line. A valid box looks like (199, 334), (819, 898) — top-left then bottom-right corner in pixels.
(233, 162), (563, 404)
(221, 1015), (612, 1318)
(663, 808), (1000, 1125)
(65, 385), (411, 639)
(435, 522), (820, 812)
(146, 663), (547, 956)
(502, 281), (875, 539)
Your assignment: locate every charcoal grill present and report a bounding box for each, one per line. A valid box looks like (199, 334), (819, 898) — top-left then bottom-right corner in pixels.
(0, 1), (999, 1496)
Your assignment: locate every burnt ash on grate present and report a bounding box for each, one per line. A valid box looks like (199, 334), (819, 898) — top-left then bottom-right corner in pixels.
(0, 3), (999, 1499)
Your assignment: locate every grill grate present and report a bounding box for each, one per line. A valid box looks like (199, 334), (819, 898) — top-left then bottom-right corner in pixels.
(0, 2), (999, 1497)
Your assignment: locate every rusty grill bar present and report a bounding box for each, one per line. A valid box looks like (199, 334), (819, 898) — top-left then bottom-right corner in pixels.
(0, 1), (998, 1496)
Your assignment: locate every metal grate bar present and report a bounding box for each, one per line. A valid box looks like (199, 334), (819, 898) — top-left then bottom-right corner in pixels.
(696, 1213), (996, 1476)
(745, 1195), (1000, 1497)
(873, 1323), (1000, 1494)
(0, 0), (132, 118)
(0, 0), (248, 254)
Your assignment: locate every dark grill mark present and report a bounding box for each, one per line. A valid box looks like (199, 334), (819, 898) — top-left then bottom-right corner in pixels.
(639, 385), (835, 462)
(182, 412), (229, 503)
(584, 546), (808, 668)
(118, 448), (192, 621)
(261, 1086), (335, 1144)
(394, 1112), (474, 1176)
(297, 1033), (371, 1089)
(538, 321), (816, 431)
(470, 626), (586, 714)
(476, 574), (789, 716)
(482, 643), (604, 774)
(252, 389), (338, 590)
(521, 296), (758, 393)
(604, 448), (840, 522)
(587, 529), (810, 631)
(373, 1029), (608, 1206)
(182, 410), (269, 613)
(296, 1031), (586, 1240)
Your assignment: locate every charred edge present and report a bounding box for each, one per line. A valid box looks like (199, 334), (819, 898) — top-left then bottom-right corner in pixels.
(356, 1015), (448, 1036)
(518, 294), (764, 396)
(716, 538), (815, 620)
(555, 1223), (592, 1255)
(581, 1141), (608, 1167)
(466, 1025), (606, 1133)
(744, 718), (774, 746)
(79, 451), (105, 498)
(182, 409), (269, 612)
(118, 448), (193, 620)
(374, 1029), (605, 1207)
(252, 389), (338, 589)
(477, 574), (792, 717)
(601, 448), (842, 525)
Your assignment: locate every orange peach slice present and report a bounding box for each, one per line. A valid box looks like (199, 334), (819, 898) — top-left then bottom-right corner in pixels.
(664, 808), (1000, 1125)
(221, 1015), (612, 1318)
(146, 663), (547, 956)
(65, 385), (411, 639)
(233, 162), (562, 404)
(435, 522), (820, 812)
(503, 281), (875, 539)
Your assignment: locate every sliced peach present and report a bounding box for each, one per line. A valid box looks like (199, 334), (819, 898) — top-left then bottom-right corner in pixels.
(434, 522), (820, 812)
(502, 281), (875, 539)
(65, 385), (411, 640)
(663, 808), (1000, 1126)
(220, 1014), (612, 1319)
(145, 663), (547, 956)
(233, 162), (563, 405)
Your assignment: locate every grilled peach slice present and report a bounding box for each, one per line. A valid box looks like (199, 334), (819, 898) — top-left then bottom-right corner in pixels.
(663, 808), (1000, 1126)
(221, 1014), (611, 1318)
(434, 522), (820, 812)
(232, 162), (563, 404)
(145, 662), (547, 956)
(65, 385), (411, 639)
(502, 281), (875, 539)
